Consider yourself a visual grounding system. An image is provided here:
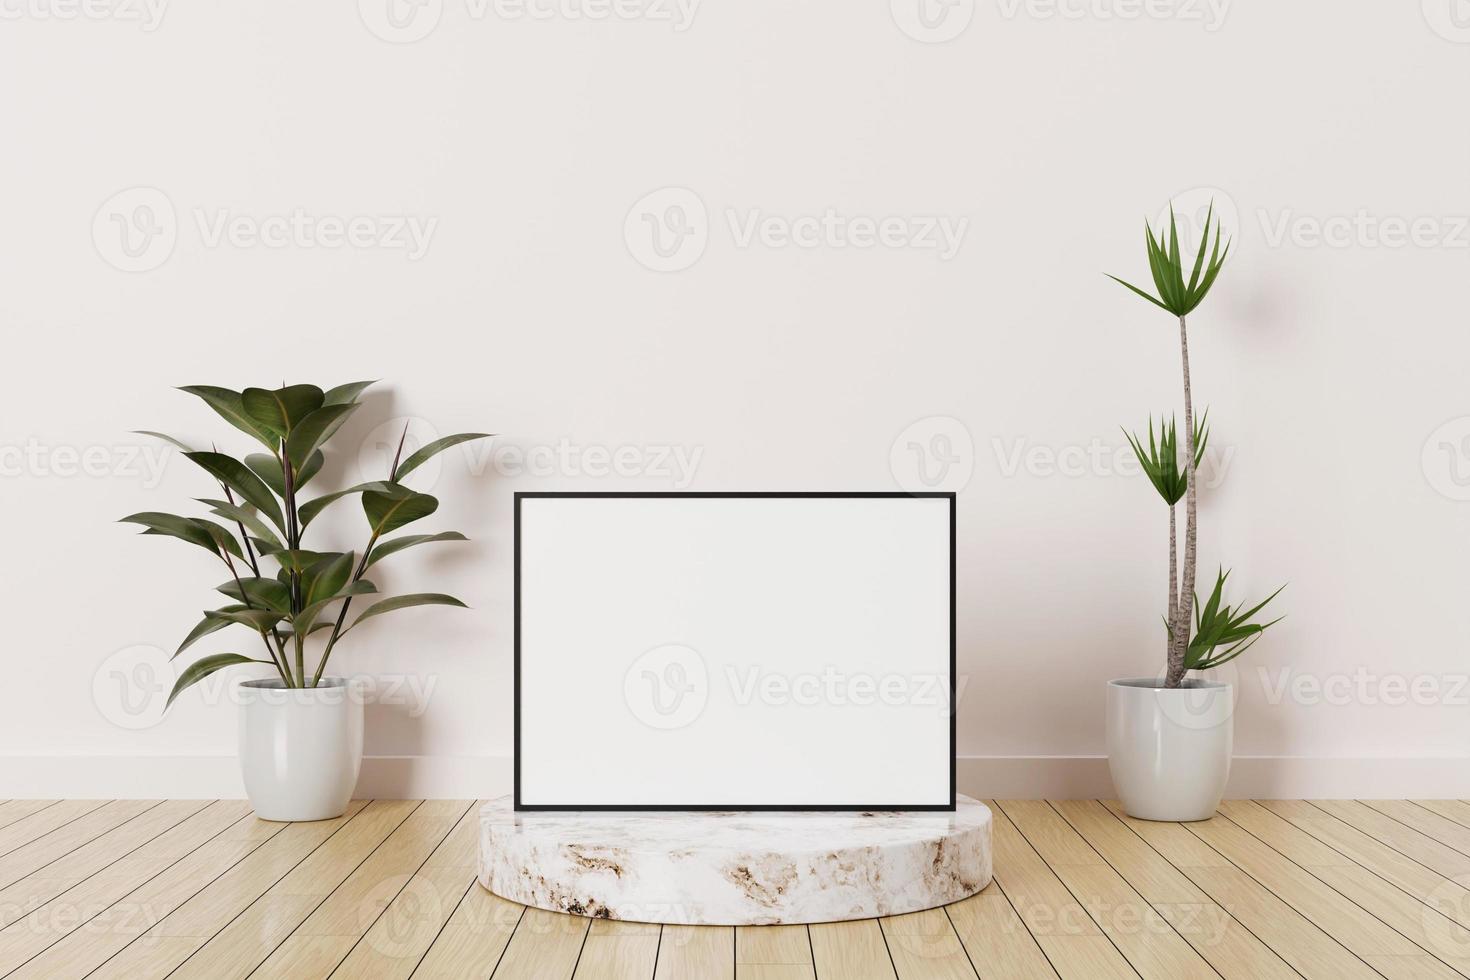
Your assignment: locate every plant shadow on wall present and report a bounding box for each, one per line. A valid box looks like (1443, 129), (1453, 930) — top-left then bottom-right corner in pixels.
(1106, 205), (1286, 822)
(120, 383), (490, 820)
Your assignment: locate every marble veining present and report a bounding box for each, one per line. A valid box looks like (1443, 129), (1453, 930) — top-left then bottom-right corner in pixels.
(478, 796), (992, 925)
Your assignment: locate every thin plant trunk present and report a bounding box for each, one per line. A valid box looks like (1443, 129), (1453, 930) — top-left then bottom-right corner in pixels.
(1168, 313), (1198, 688)
(1166, 503), (1178, 672)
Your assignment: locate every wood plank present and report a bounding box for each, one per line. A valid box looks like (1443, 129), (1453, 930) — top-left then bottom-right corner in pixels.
(982, 801), (1138, 980)
(1000, 800), (1213, 980)
(1054, 800), (1294, 980)
(1102, 799), (1379, 979)
(1362, 801), (1470, 858)
(654, 925), (733, 980)
(4, 804), (277, 980)
(1261, 800), (1470, 959)
(81, 800), (369, 979)
(412, 881), (522, 978)
(494, 906), (592, 980)
(0, 802), (59, 832)
(0, 799), (249, 975)
(1263, 800), (1470, 916)
(248, 799), (471, 979)
(944, 890), (1057, 979)
(1413, 801), (1470, 831)
(1188, 806), (1459, 980)
(169, 798), (421, 980)
(808, 919), (897, 980)
(1311, 800), (1470, 881)
(0, 799), (201, 906)
(332, 800), (484, 979)
(1222, 800), (1470, 975)
(879, 907), (978, 980)
(0, 800), (109, 857)
(576, 919), (662, 980)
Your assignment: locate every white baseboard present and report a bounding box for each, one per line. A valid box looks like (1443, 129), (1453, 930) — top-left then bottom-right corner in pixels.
(2, 755), (1465, 800)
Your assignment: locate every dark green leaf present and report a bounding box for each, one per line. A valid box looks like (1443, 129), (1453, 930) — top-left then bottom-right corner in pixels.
(216, 576), (292, 613)
(246, 450), (324, 496)
(363, 485), (439, 536)
(299, 481), (394, 529)
(204, 607), (285, 631)
(184, 452), (286, 533)
(394, 433), (492, 481)
(178, 386), (279, 448)
(199, 498), (283, 551)
(285, 403), (356, 472)
(323, 380), (376, 405)
(192, 519), (245, 560)
(366, 531), (468, 568)
(122, 512), (241, 559)
(241, 385), (325, 439)
(293, 579), (378, 634)
(167, 653), (269, 709)
(175, 605), (246, 658)
(301, 552), (354, 609)
(348, 593), (467, 632)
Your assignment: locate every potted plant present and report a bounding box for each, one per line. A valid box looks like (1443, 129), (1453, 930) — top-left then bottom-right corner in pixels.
(1108, 206), (1284, 821)
(122, 383), (488, 821)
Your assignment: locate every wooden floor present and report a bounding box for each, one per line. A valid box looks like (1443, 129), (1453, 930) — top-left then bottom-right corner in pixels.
(3, 800), (1470, 979)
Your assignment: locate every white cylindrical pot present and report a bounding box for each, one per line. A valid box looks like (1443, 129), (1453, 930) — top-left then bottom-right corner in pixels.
(1107, 677), (1233, 822)
(238, 676), (363, 822)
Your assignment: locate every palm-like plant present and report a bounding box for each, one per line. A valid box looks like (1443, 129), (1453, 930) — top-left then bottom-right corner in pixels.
(122, 383), (489, 704)
(1113, 204), (1281, 686)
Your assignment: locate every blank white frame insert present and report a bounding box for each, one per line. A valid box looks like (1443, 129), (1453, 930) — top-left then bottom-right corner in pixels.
(514, 492), (955, 810)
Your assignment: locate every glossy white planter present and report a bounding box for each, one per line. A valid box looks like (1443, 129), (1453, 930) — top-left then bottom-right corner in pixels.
(238, 677), (363, 822)
(1106, 677), (1232, 822)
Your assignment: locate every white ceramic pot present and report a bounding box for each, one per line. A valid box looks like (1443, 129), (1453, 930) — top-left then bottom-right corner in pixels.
(238, 676), (363, 822)
(1106, 677), (1232, 822)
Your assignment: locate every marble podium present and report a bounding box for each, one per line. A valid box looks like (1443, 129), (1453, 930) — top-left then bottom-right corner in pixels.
(478, 796), (992, 925)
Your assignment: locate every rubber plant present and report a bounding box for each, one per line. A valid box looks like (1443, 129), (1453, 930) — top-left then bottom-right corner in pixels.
(1111, 205), (1283, 688)
(122, 383), (489, 704)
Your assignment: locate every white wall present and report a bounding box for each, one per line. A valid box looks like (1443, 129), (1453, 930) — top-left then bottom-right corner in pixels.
(3, 1), (1468, 799)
